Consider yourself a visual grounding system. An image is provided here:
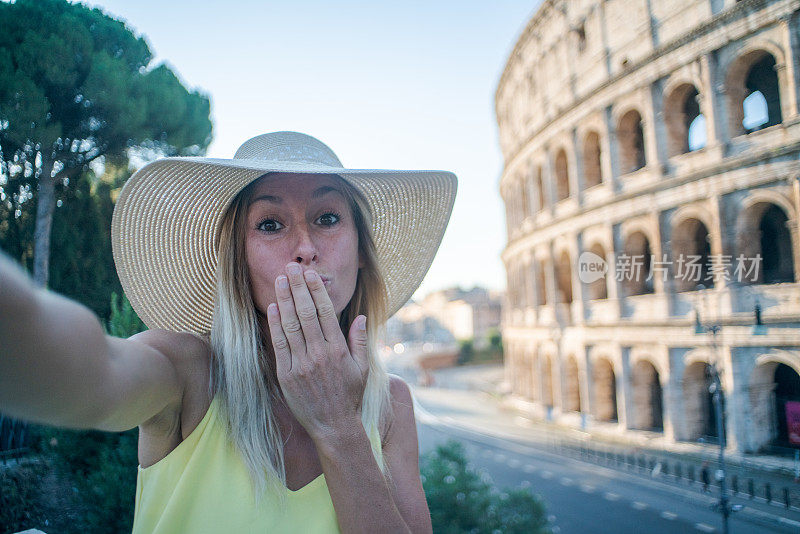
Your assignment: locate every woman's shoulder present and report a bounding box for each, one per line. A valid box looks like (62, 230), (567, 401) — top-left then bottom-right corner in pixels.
(130, 329), (212, 374)
(129, 329), (213, 406)
(382, 374), (415, 445)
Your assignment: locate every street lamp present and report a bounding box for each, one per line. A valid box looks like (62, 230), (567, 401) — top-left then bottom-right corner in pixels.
(693, 284), (740, 534)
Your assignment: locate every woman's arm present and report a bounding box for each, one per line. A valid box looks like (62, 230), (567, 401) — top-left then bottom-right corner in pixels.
(0, 249), (185, 431)
(314, 375), (431, 534)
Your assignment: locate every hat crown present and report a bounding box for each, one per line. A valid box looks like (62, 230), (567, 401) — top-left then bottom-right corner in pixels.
(233, 131), (343, 168)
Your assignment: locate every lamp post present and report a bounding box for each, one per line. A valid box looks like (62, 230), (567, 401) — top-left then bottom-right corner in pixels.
(694, 284), (742, 534)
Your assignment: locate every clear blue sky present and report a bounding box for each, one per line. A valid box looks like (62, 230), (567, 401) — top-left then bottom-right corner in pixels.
(83, 0), (542, 299)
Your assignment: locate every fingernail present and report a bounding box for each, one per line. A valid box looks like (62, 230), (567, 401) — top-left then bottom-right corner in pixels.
(287, 263), (301, 275)
(358, 316), (367, 330)
(304, 269), (316, 281)
(277, 276), (288, 288)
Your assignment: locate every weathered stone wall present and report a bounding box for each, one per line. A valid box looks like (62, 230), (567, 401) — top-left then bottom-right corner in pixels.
(498, 0), (800, 454)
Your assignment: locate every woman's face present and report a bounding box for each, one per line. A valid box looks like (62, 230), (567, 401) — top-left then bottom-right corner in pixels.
(244, 173), (361, 323)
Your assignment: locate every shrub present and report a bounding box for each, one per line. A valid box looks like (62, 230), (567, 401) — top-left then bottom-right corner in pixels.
(0, 458), (49, 533)
(457, 339), (475, 365)
(420, 440), (550, 533)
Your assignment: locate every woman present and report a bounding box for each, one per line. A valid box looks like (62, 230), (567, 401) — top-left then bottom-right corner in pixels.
(0, 131), (457, 533)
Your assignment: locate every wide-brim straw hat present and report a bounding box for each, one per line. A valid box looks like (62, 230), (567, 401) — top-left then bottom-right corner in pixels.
(111, 131), (457, 335)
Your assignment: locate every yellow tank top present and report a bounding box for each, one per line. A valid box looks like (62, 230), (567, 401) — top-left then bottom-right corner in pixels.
(132, 395), (383, 533)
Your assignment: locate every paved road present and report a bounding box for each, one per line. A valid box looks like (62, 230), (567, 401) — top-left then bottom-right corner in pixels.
(412, 385), (800, 534)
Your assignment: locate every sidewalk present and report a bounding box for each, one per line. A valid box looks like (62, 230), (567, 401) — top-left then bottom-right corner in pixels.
(424, 363), (800, 482)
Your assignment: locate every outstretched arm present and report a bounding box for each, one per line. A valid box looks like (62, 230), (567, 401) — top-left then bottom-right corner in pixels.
(0, 249), (185, 432)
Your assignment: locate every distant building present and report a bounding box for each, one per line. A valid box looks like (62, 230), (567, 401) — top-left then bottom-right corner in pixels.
(497, 0), (800, 454)
(386, 287), (503, 348)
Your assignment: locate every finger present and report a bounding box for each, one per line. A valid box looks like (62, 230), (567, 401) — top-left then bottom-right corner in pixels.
(274, 273), (307, 358)
(303, 269), (341, 343)
(266, 303), (293, 374)
(347, 315), (369, 378)
(285, 263), (326, 348)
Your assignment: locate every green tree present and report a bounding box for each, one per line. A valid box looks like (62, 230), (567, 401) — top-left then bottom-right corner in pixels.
(0, 0), (213, 288)
(421, 440), (550, 533)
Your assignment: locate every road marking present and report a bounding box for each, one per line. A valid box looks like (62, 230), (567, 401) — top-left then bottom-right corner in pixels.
(541, 470), (554, 479)
(508, 458), (521, 468)
(603, 492), (620, 501)
(579, 484), (596, 493)
(523, 464), (536, 473)
(660, 511), (677, 520)
(559, 477), (574, 486)
(632, 501), (648, 510)
(694, 523), (715, 532)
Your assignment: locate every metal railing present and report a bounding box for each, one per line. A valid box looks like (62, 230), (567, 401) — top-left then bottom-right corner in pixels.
(541, 434), (800, 511)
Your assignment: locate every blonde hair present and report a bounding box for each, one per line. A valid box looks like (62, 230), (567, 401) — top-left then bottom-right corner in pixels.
(209, 173), (392, 506)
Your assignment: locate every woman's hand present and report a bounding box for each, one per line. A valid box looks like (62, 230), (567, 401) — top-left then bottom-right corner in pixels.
(266, 261), (368, 442)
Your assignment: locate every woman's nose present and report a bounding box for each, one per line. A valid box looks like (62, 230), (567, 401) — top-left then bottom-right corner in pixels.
(292, 226), (318, 265)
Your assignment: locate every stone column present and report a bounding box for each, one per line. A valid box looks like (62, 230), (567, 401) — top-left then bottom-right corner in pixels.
(779, 14), (799, 120)
(621, 347), (634, 430)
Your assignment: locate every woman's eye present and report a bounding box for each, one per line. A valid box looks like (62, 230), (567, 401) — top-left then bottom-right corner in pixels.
(257, 219), (284, 233)
(316, 212), (340, 226)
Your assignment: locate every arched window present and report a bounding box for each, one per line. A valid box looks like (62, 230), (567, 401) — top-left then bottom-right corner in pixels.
(760, 204), (794, 284)
(554, 149), (570, 200)
(555, 250), (573, 304)
(618, 110), (646, 173)
(535, 165), (545, 212)
(738, 202), (795, 284)
(672, 218), (713, 292)
(727, 50), (783, 135)
(665, 84), (706, 155)
(632, 360), (664, 431)
(564, 356), (582, 412)
(683, 362), (722, 442)
(622, 231), (654, 295)
(583, 131), (603, 188)
(593, 358), (618, 422)
(587, 243), (608, 300)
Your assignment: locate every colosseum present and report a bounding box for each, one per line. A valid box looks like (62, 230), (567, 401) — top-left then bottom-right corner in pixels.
(497, 0), (800, 455)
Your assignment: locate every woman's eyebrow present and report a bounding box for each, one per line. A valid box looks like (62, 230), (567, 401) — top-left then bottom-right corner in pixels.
(249, 186), (343, 206)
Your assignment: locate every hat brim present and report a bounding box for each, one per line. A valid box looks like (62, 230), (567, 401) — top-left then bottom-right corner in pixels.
(111, 157), (457, 334)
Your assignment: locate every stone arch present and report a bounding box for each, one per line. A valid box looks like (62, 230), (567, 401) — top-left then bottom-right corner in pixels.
(631, 359), (664, 431)
(582, 130), (603, 188)
(532, 163), (545, 212)
(593, 357), (618, 422)
(622, 230), (654, 296)
(518, 173), (530, 220)
(664, 83), (705, 156)
(554, 147), (570, 201)
(563, 354), (582, 412)
(617, 109), (646, 174)
(585, 241), (609, 300)
(726, 47), (785, 136)
(750, 352), (800, 451)
(554, 249), (574, 304)
(672, 217), (714, 291)
(541, 353), (554, 407)
(534, 257), (548, 306)
(737, 200), (795, 284)
(682, 361), (721, 442)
